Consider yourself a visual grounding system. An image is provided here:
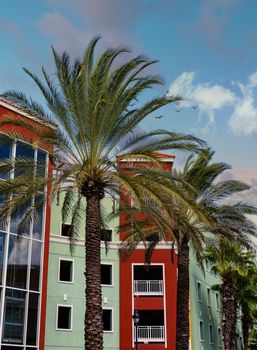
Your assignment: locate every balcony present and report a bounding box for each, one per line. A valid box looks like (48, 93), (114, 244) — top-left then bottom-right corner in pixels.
(135, 326), (165, 343)
(134, 280), (163, 295)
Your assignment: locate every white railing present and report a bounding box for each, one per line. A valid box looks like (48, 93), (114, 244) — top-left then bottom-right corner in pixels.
(133, 280), (163, 295)
(135, 326), (165, 342)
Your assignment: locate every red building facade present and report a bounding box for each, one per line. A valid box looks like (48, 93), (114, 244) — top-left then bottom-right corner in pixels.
(118, 156), (177, 350)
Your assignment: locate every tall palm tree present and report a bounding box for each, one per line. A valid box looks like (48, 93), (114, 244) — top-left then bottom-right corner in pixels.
(205, 239), (257, 350)
(122, 148), (257, 350)
(0, 37), (205, 350)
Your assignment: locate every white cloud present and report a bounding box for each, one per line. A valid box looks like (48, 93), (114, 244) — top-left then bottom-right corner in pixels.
(168, 71), (257, 136)
(168, 72), (236, 133)
(229, 72), (257, 135)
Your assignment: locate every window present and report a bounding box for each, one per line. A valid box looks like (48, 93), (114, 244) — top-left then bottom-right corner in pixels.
(215, 292), (220, 310)
(101, 264), (112, 286)
(207, 288), (211, 307)
(103, 309), (113, 332)
(199, 320), (204, 341)
(205, 260), (210, 271)
(100, 229), (112, 242)
(209, 324), (214, 344)
(197, 282), (202, 301)
(61, 223), (73, 237)
(218, 327), (222, 346)
(59, 259), (74, 283)
(0, 135), (12, 179)
(56, 305), (72, 330)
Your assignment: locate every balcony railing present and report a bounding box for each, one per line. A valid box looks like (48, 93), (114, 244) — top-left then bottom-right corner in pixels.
(133, 280), (163, 295)
(135, 326), (165, 342)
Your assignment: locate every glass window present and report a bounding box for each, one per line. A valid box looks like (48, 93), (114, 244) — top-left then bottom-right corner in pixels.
(197, 282), (202, 301)
(33, 195), (44, 240)
(0, 231), (6, 284)
(26, 293), (39, 345)
(6, 234), (29, 289)
(2, 347), (24, 350)
(61, 223), (73, 237)
(2, 288), (26, 344)
(15, 141), (35, 178)
(100, 229), (112, 242)
(59, 259), (73, 283)
(30, 240), (42, 291)
(103, 309), (112, 332)
(199, 320), (204, 341)
(101, 264), (112, 286)
(209, 324), (214, 344)
(57, 305), (72, 330)
(0, 135), (12, 179)
(207, 288), (211, 307)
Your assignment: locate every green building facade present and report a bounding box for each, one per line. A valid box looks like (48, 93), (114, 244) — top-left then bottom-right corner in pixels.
(44, 195), (120, 350)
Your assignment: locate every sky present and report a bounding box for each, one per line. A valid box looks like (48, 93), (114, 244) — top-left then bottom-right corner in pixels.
(1, 0), (257, 205)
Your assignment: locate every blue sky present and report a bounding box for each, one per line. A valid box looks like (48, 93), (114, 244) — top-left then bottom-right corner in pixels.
(1, 0), (257, 204)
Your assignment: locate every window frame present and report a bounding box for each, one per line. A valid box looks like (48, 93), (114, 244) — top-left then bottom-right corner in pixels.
(58, 258), (74, 284)
(101, 263), (114, 287)
(218, 327), (222, 347)
(100, 228), (113, 243)
(209, 323), (214, 344)
(102, 307), (114, 333)
(60, 222), (73, 238)
(56, 304), (73, 331)
(197, 281), (202, 302)
(199, 319), (204, 342)
(215, 292), (220, 310)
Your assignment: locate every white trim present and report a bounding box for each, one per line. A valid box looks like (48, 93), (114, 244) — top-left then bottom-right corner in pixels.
(199, 319), (204, 342)
(131, 265), (134, 348)
(117, 156), (175, 163)
(0, 99), (56, 130)
(163, 263), (167, 348)
(102, 307), (114, 333)
(50, 234), (177, 250)
(101, 262), (114, 287)
(58, 258), (74, 284)
(56, 304), (73, 331)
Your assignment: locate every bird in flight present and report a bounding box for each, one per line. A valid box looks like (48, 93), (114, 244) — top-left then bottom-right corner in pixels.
(192, 105), (198, 109)
(155, 115), (164, 119)
(175, 109), (181, 112)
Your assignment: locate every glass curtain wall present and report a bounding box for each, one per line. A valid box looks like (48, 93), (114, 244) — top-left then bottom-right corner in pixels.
(0, 136), (47, 350)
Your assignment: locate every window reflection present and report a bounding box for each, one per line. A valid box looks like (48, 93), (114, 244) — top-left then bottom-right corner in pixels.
(10, 200), (32, 236)
(6, 235), (29, 289)
(30, 241), (42, 291)
(0, 135), (12, 179)
(15, 141), (34, 178)
(36, 149), (46, 177)
(2, 289), (26, 344)
(33, 197), (44, 240)
(26, 293), (39, 345)
(0, 231), (6, 284)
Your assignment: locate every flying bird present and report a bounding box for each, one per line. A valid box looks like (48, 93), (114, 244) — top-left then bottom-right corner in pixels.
(175, 109), (181, 112)
(155, 115), (164, 119)
(192, 105), (198, 109)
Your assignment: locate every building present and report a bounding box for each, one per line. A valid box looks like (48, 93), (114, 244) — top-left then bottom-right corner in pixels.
(0, 98), (53, 350)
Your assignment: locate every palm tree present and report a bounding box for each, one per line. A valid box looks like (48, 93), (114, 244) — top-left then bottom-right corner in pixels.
(122, 148), (257, 350)
(0, 37), (205, 350)
(205, 239), (257, 350)
(236, 260), (257, 350)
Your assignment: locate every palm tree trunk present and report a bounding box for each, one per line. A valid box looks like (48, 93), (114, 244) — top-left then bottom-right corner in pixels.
(221, 275), (237, 350)
(176, 235), (190, 350)
(84, 192), (103, 350)
(242, 304), (250, 350)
